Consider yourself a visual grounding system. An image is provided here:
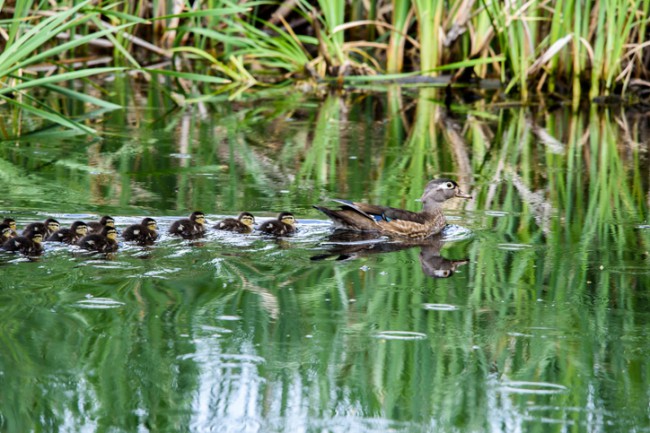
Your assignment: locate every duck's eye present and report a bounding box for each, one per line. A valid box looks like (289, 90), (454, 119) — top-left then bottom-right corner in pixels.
(446, 182), (454, 189)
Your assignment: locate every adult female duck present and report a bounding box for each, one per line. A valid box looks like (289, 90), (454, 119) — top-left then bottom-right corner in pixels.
(314, 178), (471, 239)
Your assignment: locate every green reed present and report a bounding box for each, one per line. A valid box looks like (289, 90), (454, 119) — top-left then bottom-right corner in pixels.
(1, 0), (649, 136)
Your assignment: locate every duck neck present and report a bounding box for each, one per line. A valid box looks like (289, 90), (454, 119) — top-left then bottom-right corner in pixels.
(421, 200), (443, 214)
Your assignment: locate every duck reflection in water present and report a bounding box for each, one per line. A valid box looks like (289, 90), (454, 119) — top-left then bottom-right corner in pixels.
(311, 231), (468, 278)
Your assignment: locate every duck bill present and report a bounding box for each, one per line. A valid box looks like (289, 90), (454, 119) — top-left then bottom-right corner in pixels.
(455, 190), (472, 199)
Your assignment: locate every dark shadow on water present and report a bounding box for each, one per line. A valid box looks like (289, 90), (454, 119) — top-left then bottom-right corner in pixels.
(311, 231), (469, 278)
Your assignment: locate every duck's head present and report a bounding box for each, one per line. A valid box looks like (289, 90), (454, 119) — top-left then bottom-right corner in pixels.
(278, 212), (296, 226)
(100, 216), (115, 227)
(422, 178), (472, 205)
(238, 212), (256, 227)
(31, 233), (43, 244)
(0, 223), (11, 240)
(141, 218), (158, 231)
(190, 211), (206, 225)
(102, 226), (118, 241)
(45, 218), (60, 232)
(3, 218), (16, 231)
(71, 221), (89, 236)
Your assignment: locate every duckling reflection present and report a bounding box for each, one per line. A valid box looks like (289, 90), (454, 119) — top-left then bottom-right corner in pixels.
(311, 232), (468, 278)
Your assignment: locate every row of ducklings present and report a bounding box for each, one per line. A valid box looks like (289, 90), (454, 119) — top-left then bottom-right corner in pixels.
(0, 211), (296, 256)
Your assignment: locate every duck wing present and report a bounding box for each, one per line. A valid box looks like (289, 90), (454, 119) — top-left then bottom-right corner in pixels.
(331, 199), (429, 224)
(313, 204), (380, 231)
(376, 213), (446, 238)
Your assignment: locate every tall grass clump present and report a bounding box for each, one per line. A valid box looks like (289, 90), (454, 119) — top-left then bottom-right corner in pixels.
(0, 0), (131, 135)
(1, 0), (649, 136)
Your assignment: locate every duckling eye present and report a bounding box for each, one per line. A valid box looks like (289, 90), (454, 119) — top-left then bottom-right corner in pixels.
(446, 182), (454, 189)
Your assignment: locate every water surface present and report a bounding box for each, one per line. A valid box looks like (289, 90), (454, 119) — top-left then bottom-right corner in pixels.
(1, 84), (649, 432)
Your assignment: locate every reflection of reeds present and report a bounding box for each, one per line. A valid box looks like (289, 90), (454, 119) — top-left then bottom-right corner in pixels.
(1, 88), (650, 431)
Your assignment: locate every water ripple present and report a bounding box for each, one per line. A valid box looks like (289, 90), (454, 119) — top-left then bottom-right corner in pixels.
(74, 297), (125, 309)
(372, 331), (427, 341)
(498, 243), (532, 251)
(422, 303), (459, 311)
(499, 380), (568, 395)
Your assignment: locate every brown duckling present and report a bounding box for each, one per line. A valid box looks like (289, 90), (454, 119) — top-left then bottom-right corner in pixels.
(258, 212), (297, 236)
(88, 215), (115, 234)
(169, 211), (206, 240)
(1, 231), (43, 257)
(123, 217), (158, 246)
(314, 178), (471, 239)
(47, 221), (89, 244)
(23, 218), (60, 238)
(2, 218), (18, 238)
(78, 226), (119, 253)
(214, 212), (256, 234)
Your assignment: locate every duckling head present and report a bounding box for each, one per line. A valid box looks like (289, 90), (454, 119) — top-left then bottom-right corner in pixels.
(1, 224), (11, 240)
(278, 212), (296, 226)
(190, 211), (206, 225)
(102, 226), (118, 241)
(3, 218), (16, 231)
(142, 217), (158, 231)
(31, 233), (43, 244)
(72, 221), (89, 236)
(45, 218), (60, 232)
(100, 216), (115, 227)
(239, 212), (256, 227)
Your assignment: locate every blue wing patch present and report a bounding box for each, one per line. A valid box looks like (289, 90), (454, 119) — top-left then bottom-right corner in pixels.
(372, 214), (392, 222)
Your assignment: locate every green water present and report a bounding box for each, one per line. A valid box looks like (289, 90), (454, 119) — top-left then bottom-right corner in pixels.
(1, 83), (649, 432)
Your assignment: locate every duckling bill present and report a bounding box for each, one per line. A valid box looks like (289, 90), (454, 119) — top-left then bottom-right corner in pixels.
(258, 212), (297, 236)
(123, 218), (158, 245)
(214, 212), (255, 234)
(314, 178), (471, 239)
(169, 211), (206, 240)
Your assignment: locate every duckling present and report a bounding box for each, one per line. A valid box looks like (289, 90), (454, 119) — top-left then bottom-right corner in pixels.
(2, 218), (18, 238)
(23, 218), (60, 238)
(88, 215), (115, 234)
(258, 212), (297, 236)
(1, 231), (43, 257)
(78, 226), (119, 253)
(123, 217), (158, 245)
(314, 178), (471, 239)
(168, 211), (206, 240)
(0, 223), (13, 244)
(214, 212), (256, 234)
(47, 221), (89, 244)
